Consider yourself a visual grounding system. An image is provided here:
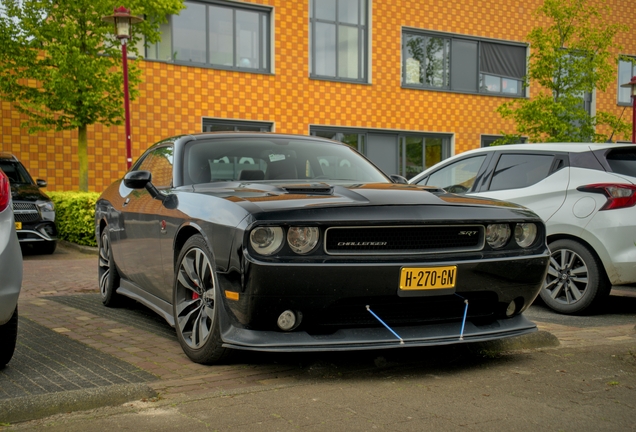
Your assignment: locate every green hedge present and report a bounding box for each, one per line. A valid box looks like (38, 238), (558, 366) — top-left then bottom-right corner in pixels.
(48, 192), (100, 247)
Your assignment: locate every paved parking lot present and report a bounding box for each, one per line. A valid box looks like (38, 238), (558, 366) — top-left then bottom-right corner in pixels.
(2, 243), (635, 427)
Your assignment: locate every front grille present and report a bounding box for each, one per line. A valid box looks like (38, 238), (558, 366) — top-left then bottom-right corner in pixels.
(324, 225), (484, 255)
(12, 202), (39, 223)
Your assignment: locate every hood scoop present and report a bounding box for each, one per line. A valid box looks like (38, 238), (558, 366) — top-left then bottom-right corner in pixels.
(282, 183), (334, 195)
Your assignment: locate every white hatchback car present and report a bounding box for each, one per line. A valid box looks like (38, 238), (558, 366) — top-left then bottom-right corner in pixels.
(409, 143), (636, 315)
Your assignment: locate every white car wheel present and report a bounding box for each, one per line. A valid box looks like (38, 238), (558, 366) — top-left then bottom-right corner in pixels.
(541, 239), (611, 315)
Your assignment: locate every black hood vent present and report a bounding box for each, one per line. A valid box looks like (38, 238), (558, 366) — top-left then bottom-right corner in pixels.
(282, 184), (334, 195)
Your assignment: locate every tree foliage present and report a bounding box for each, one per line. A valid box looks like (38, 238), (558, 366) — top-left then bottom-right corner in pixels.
(496, 0), (631, 143)
(0, 0), (183, 190)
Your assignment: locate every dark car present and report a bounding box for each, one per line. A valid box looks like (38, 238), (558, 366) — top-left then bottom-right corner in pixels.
(0, 153), (57, 254)
(95, 133), (550, 364)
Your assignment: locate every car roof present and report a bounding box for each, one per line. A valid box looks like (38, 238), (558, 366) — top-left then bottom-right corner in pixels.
(408, 142), (636, 184)
(460, 142), (634, 156)
(183, 131), (344, 144)
(0, 152), (19, 161)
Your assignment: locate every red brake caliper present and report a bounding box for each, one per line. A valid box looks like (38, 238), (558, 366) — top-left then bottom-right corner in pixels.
(192, 292), (200, 300)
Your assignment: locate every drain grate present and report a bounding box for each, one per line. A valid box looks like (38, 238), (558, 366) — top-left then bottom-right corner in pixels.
(0, 317), (156, 400)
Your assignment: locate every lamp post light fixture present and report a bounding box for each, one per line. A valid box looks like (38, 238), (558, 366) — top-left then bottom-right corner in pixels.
(102, 6), (144, 169)
(620, 76), (636, 144)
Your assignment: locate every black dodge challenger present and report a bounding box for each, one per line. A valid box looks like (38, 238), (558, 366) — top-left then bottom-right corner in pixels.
(95, 133), (550, 364)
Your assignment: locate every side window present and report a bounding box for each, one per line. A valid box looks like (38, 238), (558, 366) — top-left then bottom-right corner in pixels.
(419, 155), (487, 194)
(618, 57), (636, 105)
(489, 154), (554, 191)
(137, 146), (174, 188)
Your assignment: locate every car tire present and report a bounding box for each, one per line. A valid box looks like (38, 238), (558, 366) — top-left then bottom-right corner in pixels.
(173, 235), (230, 365)
(0, 307), (18, 368)
(540, 239), (611, 315)
(37, 241), (56, 255)
(98, 228), (124, 307)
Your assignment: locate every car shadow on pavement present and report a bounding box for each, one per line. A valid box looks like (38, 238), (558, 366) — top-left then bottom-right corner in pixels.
(526, 289), (636, 328)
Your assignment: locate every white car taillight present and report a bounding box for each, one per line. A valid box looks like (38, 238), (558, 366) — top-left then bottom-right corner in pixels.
(0, 170), (10, 212)
(577, 183), (636, 210)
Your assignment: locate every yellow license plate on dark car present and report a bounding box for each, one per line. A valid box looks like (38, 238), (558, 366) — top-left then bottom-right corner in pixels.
(399, 266), (457, 290)
(15, 221), (22, 230)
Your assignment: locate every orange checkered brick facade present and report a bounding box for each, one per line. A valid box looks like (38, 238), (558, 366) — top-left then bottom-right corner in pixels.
(1, 0), (635, 191)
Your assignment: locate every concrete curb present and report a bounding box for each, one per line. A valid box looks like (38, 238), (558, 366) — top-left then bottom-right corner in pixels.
(58, 240), (98, 255)
(0, 383), (156, 424)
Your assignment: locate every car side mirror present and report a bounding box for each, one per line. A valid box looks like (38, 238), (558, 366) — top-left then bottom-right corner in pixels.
(36, 179), (47, 188)
(389, 174), (408, 184)
(123, 170), (172, 204)
(124, 170), (151, 189)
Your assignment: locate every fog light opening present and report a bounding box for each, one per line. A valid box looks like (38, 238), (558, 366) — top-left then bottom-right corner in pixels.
(277, 310), (302, 331)
(38, 225), (54, 238)
(505, 300), (517, 317)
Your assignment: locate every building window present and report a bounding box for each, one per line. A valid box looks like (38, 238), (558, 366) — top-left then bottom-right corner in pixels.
(146, 0), (270, 73)
(202, 118), (273, 132)
(618, 57), (636, 105)
(312, 129), (366, 153)
(398, 135), (449, 180)
(403, 30), (527, 97)
(310, 0), (368, 82)
(311, 127), (451, 179)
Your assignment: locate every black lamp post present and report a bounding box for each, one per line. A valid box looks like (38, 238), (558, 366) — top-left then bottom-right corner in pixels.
(620, 76), (636, 144)
(102, 6), (144, 169)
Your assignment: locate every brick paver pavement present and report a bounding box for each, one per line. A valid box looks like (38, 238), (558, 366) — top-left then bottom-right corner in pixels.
(16, 243), (636, 401)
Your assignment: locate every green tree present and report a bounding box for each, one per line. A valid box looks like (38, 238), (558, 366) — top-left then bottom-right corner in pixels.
(496, 0), (631, 144)
(0, 0), (183, 191)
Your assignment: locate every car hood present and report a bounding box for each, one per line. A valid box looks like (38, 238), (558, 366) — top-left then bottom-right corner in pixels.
(190, 181), (523, 212)
(10, 183), (50, 202)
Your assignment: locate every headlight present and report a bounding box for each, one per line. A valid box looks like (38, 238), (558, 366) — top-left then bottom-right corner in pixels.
(514, 223), (537, 248)
(287, 226), (319, 254)
(36, 200), (55, 221)
(250, 226), (284, 255)
(486, 224), (511, 249)
(36, 200), (55, 212)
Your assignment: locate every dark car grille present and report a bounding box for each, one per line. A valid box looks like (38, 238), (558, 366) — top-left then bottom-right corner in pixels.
(12, 202), (40, 223)
(324, 225), (484, 255)
(304, 293), (497, 333)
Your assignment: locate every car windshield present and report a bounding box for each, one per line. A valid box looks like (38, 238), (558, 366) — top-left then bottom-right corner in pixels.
(605, 148), (636, 178)
(0, 161), (34, 185)
(182, 137), (390, 185)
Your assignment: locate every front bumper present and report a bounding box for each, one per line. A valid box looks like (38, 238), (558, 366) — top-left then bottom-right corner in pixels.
(220, 313), (537, 352)
(16, 221), (57, 243)
(217, 252), (549, 351)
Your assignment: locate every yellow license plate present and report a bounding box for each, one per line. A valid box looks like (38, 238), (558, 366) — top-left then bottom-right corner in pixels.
(15, 221), (22, 230)
(399, 266), (457, 290)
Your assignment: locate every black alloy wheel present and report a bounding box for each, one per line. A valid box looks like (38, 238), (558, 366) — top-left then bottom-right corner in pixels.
(98, 228), (123, 307)
(173, 235), (229, 364)
(540, 239), (611, 315)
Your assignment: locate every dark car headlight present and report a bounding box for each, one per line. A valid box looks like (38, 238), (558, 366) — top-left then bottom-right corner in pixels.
(486, 223), (511, 249)
(287, 227), (319, 254)
(514, 223), (537, 248)
(250, 226), (284, 255)
(36, 200), (55, 222)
